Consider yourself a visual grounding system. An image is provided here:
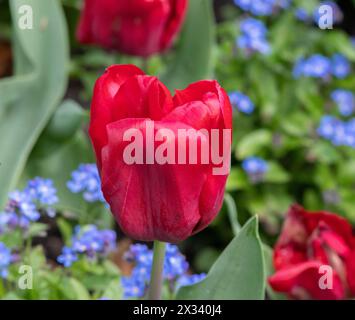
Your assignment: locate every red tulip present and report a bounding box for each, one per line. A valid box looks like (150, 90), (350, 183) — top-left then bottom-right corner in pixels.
(269, 204), (355, 300)
(89, 64), (232, 242)
(77, 0), (188, 57)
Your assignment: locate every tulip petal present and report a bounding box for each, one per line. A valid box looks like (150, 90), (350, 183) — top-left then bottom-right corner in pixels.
(345, 251), (355, 296)
(76, 0), (188, 56)
(290, 204), (354, 246)
(162, 99), (230, 233)
(174, 80), (233, 130)
(112, 75), (173, 121)
(101, 118), (215, 242)
(114, 0), (171, 56)
(274, 244), (308, 270)
(89, 65), (145, 168)
(160, 0), (189, 51)
(269, 261), (345, 300)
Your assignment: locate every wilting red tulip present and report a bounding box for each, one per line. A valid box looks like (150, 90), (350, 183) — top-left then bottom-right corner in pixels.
(89, 64), (232, 242)
(269, 204), (355, 300)
(77, 0), (188, 57)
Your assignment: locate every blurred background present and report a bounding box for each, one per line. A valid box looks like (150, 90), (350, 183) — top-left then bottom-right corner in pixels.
(0, 0), (354, 299)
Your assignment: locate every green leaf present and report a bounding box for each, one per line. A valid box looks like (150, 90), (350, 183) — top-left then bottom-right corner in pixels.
(322, 31), (355, 61)
(27, 223), (49, 238)
(63, 278), (91, 300)
(224, 193), (241, 234)
(0, 0), (69, 208)
(177, 216), (265, 299)
(101, 280), (123, 300)
(28, 246), (47, 269)
(193, 247), (219, 273)
(56, 217), (74, 245)
(226, 168), (248, 191)
(310, 141), (341, 164)
(22, 130), (94, 217)
(30, 99), (87, 159)
(236, 129), (272, 159)
(281, 112), (313, 137)
(161, 0), (215, 90)
(45, 99), (86, 142)
(264, 162), (290, 183)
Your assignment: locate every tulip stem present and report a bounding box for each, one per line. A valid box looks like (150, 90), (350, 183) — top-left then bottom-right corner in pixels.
(147, 241), (166, 300)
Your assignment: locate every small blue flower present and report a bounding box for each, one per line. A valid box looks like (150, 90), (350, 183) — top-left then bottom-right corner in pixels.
(237, 18), (270, 55)
(304, 55), (331, 78)
(242, 157), (268, 182)
(234, 0), (287, 16)
(331, 121), (347, 146)
(317, 115), (355, 148)
(331, 54), (350, 79)
(233, 0), (251, 11)
(0, 212), (18, 232)
(278, 0), (291, 9)
(57, 225), (117, 267)
(164, 244), (189, 280)
(242, 157), (268, 174)
(57, 247), (78, 267)
(331, 90), (354, 117)
(67, 164), (105, 203)
(250, 0), (276, 16)
(176, 273), (207, 291)
(0, 242), (12, 278)
(8, 190), (40, 222)
(317, 115), (338, 139)
(121, 243), (192, 299)
(1, 177), (58, 232)
(240, 18), (267, 38)
(229, 92), (255, 114)
(71, 225), (116, 257)
(295, 8), (309, 21)
(26, 177), (58, 206)
(347, 119), (355, 134)
(293, 55), (331, 79)
(121, 272), (147, 299)
(18, 216), (30, 230)
(292, 58), (305, 78)
(125, 244), (152, 265)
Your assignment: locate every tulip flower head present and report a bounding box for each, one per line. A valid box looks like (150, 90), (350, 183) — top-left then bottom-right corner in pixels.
(77, 0), (189, 57)
(269, 204), (355, 300)
(89, 64), (232, 242)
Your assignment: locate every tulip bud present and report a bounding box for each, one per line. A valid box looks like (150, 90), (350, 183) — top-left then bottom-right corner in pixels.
(89, 64), (232, 242)
(77, 0), (188, 57)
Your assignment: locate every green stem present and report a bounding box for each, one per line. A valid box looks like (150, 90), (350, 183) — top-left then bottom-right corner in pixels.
(147, 241), (166, 300)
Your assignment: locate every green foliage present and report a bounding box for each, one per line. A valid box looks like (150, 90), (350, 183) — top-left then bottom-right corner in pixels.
(0, 0), (69, 208)
(0, 0), (354, 301)
(161, 0), (215, 90)
(216, 1), (355, 234)
(177, 216), (265, 299)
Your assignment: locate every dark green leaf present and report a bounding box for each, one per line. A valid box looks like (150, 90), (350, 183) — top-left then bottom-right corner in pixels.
(161, 0), (215, 90)
(177, 216), (265, 299)
(0, 0), (69, 207)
